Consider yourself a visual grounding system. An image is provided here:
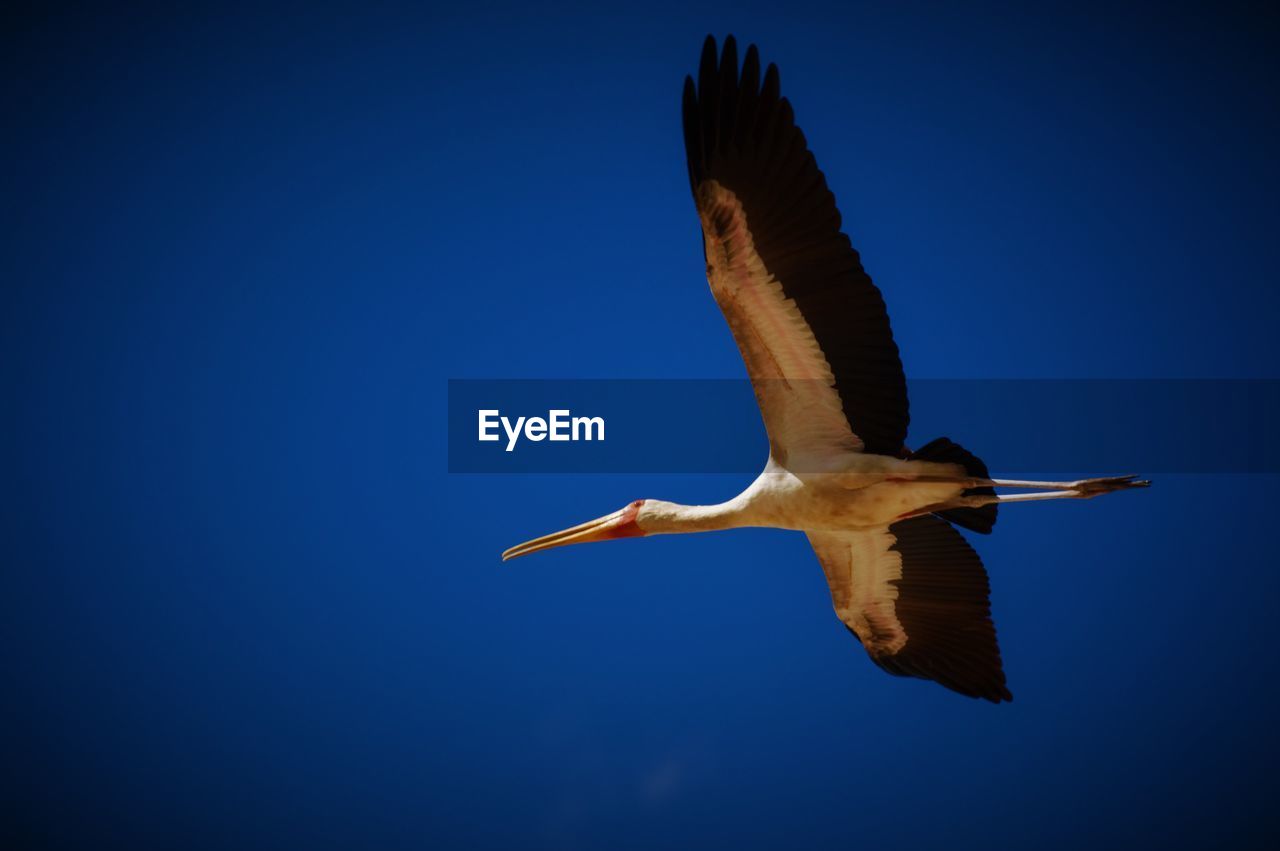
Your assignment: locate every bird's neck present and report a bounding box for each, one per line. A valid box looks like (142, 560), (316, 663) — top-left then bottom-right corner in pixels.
(643, 497), (752, 535)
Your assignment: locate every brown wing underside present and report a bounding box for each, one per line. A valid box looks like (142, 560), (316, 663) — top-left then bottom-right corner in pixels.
(683, 35), (909, 458)
(809, 515), (1011, 703)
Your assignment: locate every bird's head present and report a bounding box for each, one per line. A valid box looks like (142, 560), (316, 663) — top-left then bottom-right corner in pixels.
(502, 499), (652, 561)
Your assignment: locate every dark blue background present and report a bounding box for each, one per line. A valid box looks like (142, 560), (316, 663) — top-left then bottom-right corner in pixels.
(5, 2), (1279, 848)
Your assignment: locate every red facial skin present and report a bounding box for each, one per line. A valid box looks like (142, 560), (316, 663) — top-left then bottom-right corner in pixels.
(607, 499), (647, 539)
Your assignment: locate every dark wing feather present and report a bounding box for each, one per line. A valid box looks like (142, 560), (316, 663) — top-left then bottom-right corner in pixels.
(809, 515), (1011, 702)
(683, 35), (909, 457)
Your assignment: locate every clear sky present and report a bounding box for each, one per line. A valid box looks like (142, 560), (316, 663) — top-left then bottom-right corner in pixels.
(5, 1), (1279, 848)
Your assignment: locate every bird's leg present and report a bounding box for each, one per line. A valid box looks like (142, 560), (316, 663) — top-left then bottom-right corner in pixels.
(990, 475), (1149, 495)
(958, 475), (1150, 506)
(895, 475), (1148, 522)
(902, 474), (1150, 494)
(986, 489), (1087, 503)
(983, 476), (1147, 491)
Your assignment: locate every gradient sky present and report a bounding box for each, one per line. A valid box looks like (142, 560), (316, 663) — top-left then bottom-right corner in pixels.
(5, 2), (1279, 848)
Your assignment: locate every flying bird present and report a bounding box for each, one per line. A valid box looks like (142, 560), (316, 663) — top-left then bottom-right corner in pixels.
(502, 36), (1148, 702)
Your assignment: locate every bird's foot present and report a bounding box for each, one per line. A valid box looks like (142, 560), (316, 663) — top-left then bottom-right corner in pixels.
(1069, 475), (1151, 499)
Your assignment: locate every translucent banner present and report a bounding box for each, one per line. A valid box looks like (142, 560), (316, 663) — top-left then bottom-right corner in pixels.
(447, 379), (1280, 474)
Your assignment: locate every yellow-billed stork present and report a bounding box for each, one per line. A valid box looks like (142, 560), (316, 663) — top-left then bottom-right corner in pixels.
(502, 36), (1148, 703)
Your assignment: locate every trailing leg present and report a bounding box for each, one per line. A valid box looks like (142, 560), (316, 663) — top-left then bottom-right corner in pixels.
(962, 475), (1150, 507)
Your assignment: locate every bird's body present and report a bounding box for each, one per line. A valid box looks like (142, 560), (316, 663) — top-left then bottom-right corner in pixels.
(639, 455), (969, 535)
(503, 36), (1148, 703)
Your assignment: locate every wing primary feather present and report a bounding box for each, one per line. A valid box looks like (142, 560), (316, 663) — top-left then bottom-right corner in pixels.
(755, 64), (782, 160)
(735, 44), (761, 152)
(717, 36), (738, 158)
(698, 36), (719, 167)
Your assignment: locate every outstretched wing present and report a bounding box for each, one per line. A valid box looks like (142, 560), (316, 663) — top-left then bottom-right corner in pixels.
(683, 35), (909, 465)
(807, 516), (1011, 702)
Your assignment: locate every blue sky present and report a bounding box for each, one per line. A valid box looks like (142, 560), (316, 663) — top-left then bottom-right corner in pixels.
(5, 2), (1279, 848)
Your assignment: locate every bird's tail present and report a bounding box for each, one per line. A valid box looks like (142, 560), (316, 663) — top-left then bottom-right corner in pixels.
(909, 437), (997, 534)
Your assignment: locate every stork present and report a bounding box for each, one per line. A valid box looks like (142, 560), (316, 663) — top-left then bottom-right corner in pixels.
(502, 36), (1148, 702)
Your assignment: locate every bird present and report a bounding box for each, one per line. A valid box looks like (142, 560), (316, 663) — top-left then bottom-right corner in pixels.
(501, 36), (1148, 703)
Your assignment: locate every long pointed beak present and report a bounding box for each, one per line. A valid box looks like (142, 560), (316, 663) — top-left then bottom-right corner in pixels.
(502, 503), (643, 562)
